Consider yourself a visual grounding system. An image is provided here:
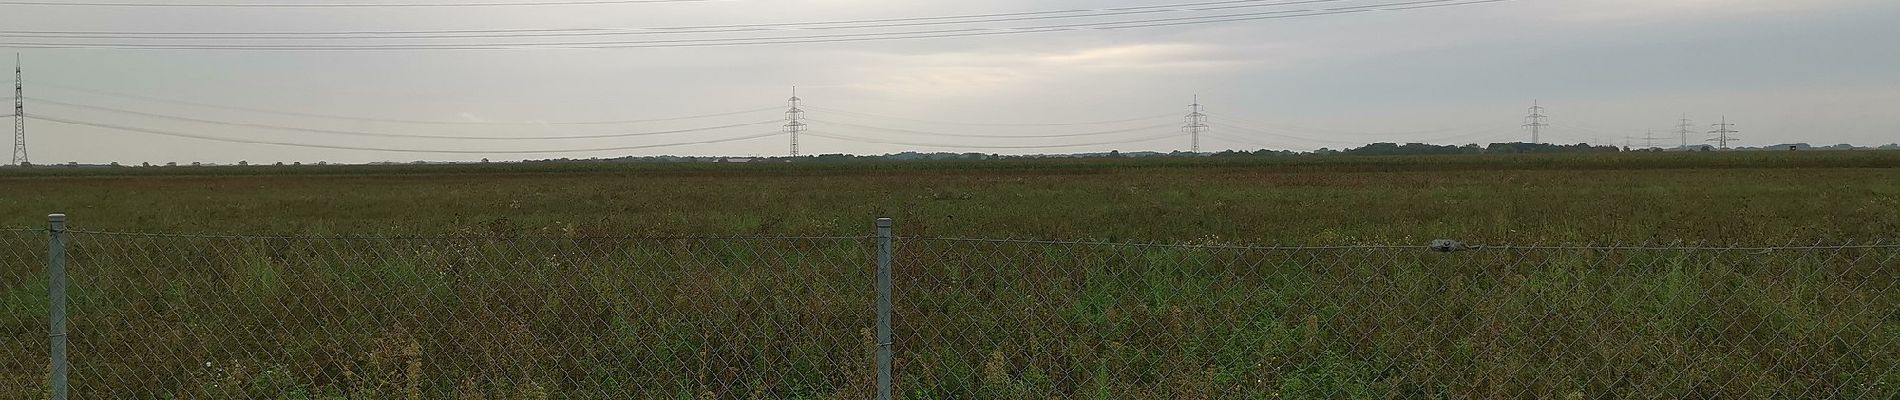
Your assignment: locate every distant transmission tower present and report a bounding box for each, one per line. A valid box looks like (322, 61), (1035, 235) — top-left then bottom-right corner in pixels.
(1182, 95), (1207, 153)
(1643, 130), (1658, 149)
(783, 86), (805, 157)
(1708, 116), (1739, 150)
(1523, 100), (1548, 144)
(1675, 115), (1695, 149)
(12, 54), (24, 166)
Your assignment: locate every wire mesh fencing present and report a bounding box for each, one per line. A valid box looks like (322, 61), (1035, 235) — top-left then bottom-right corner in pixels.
(42, 230), (880, 399)
(1, 221), (1897, 399)
(0, 227), (49, 397)
(893, 238), (1900, 399)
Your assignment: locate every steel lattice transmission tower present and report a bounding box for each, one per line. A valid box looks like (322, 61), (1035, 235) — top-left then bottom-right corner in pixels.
(1182, 95), (1207, 153)
(12, 54), (25, 166)
(783, 86), (805, 157)
(1523, 100), (1548, 144)
(1708, 116), (1739, 150)
(1675, 115), (1695, 149)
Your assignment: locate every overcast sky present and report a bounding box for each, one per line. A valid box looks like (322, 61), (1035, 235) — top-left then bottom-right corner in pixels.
(5, 0), (1898, 164)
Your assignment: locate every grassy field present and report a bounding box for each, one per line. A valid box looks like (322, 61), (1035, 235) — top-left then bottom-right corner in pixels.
(2, 151), (1898, 242)
(0, 151), (1896, 398)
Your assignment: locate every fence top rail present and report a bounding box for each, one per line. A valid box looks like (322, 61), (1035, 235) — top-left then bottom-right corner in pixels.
(900, 236), (1900, 252)
(61, 228), (873, 242)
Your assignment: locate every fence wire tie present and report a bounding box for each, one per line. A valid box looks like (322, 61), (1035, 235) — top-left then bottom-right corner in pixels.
(876, 342), (893, 347)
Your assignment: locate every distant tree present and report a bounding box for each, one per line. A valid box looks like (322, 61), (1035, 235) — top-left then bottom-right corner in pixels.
(481, 158), (490, 163)
(191, 162), (202, 167)
(293, 162), (302, 166)
(165, 162), (177, 167)
(275, 162), (284, 166)
(238, 160), (249, 166)
(109, 162), (120, 167)
(317, 161), (328, 166)
(1108, 150), (1123, 158)
(140, 162), (151, 167)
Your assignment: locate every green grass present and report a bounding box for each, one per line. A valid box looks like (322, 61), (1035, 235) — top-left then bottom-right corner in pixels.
(2, 151), (1897, 243)
(0, 151), (1895, 398)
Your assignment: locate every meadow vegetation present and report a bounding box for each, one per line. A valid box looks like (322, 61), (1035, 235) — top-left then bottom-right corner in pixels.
(1, 151), (1897, 243)
(0, 151), (1895, 398)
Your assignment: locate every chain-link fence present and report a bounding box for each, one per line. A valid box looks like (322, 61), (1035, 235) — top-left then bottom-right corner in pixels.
(1, 227), (50, 397)
(895, 238), (1899, 399)
(2, 217), (1897, 399)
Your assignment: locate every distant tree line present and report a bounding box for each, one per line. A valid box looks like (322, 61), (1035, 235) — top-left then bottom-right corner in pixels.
(1327, 142), (1622, 156)
(24, 140), (1894, 169)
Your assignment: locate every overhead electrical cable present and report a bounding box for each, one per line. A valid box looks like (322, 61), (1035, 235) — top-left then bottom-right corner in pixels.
(1212, 121), (1366, 144)
(804, 118), (1173, 139)
(1201, 132), (1286, 149)
(1404, 125), (1523, 143)
(0, 0), (1341, 36)
(805, 130), (1178, 150)
(0, 0), (726, 8)
(27, 114), (780, 154)
(0, 0), (1351, 39)
(804, 105), (1177, 127)
(0, 0), (1517, 50)
(29, 97), (781, 140)
(30, 82), (779, 125)
(1206, 112), (1511, 136)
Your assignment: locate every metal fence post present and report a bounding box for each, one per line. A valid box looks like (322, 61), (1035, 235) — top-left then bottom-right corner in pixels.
(48, 213), (67, 400)
(875, 218), (893, 400)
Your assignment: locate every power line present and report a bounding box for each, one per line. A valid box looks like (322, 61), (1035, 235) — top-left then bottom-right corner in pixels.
(805, 118), (1175, 139)
(0, 0), (1516, 50)
(1549, 123), (1634, 138)
(1201, 132), (1276, 148)
(1183, 95), (1207, 153)
(28, 97), (781, 140)
(1205, 112), (1506, 137)
(0, 0), (723, 8)
(1523, 100), (1546, 144)
(31, 81), (780, 125)
(1203, 123), (1519, 150)
(1204, 112), (1489, 137)
(27, 114), (781, 154)
(1676, 115), (1694, 149)
(1532, 126), (1599, 145)
(1205, 118), (1369, 144)
(1405, 125), (1523, 144)
(12, 54), (25, 165)
(0, 0), (1349, 39)
(784, 86), (803, 157)
(805, 130), (1178, 150)
(805, 105), (1175, 127)
(1708, 116), (1739, 150)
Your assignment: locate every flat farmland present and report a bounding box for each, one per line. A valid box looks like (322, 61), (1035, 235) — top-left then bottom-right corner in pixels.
(1, 152), (1897, 398)
(2, 152), (1897, 243)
